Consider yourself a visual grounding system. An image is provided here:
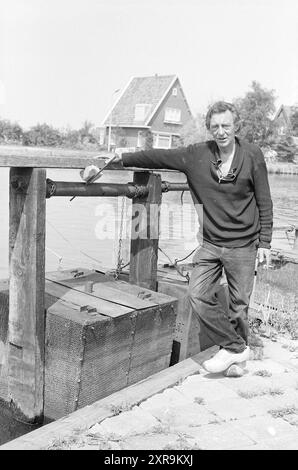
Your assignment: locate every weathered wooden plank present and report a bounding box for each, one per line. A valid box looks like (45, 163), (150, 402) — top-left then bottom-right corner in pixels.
(114, 271), (179, 304)
(0, 346), (218, 450)
(45, 279), (133, 317)
(0, 145), (106, 168)
(157, 281), (194, 362)
(8, 168), (46, 423)
(45, 271), (159, 310)
(129, 172), (162, 290)
(0, 145), (181, 171)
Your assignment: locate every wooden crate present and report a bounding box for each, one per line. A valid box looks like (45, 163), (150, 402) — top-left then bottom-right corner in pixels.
(0, 269), (177, 420)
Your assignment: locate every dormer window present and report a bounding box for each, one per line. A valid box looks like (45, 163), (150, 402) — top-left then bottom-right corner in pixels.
(164, 107), (181, 124)
(134, 104), (151, 122)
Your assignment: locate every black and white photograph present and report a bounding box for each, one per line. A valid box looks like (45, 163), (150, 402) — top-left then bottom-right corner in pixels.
(0, 0), (298, 452)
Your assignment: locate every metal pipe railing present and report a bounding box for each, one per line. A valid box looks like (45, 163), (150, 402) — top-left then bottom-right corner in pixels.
(46, 179), (189, 198)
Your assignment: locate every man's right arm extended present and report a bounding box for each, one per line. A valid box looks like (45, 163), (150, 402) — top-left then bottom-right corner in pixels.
(119, 146), (194, 172)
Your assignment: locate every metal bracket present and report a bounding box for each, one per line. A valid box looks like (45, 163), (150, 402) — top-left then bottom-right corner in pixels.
(46, 178), (56, 198)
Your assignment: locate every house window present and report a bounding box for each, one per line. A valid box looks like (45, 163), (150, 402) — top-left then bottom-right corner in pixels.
(164, 107), (181, 123)
(172, 88), (177, 96)
(153, 133), (171, 149)
(134, 104), (151, 122)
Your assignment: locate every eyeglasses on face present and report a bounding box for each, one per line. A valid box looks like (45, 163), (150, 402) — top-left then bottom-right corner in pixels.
(210, 124), (233, 134)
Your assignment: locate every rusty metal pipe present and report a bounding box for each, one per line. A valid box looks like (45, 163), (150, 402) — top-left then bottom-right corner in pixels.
(46, 179), (189, 199)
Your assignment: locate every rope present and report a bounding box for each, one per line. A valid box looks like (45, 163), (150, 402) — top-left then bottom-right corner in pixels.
(174, 246), (199, 263)
(158, 246), (190, 282)
(45, 246), (63, 267)
(46, 219), (103, 267)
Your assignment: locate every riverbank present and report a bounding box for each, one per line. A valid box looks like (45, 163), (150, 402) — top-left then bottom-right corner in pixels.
(266, 162), (298, 175)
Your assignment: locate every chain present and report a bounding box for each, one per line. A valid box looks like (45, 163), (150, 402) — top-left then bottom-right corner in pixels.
(114, 196), (126, 280)
(158, 246), (191, 283)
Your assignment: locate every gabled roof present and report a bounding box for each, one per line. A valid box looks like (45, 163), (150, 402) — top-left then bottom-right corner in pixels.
(102, 74), (185, 127)
(274, 104), (298, 124)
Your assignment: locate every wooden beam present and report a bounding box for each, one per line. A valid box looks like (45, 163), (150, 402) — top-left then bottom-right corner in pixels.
(0, 145), (107, 168)
(129, 172), (162, 291)
(8, 168), (46, 423)
(0, 145), (181, 172)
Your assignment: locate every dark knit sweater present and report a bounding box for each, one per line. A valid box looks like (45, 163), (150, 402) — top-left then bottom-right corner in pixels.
(122, 138), (273, 249)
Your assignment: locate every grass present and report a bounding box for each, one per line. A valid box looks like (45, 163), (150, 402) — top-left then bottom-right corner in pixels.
(194, 397), (206, 405)
(238, 387), (284, 399)
(250, 261), (298, 339)
(162, 433), (202, 451)
(43, 425), (94, 450)
(253, 370), (272, 378)
(109, 402), (133, 415)
(268, 406), (298, 419)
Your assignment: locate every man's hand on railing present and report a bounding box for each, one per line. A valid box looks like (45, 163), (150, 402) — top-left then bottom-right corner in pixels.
(80, 154), (122, 183)
(80, 165), (101, 182)
(113, 152), (122, 164)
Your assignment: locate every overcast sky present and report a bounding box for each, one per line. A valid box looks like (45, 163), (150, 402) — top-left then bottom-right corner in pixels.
(0, 0), (297, 129)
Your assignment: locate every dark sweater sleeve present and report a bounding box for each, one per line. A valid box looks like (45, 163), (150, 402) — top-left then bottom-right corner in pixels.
(121, 146), (194, 172)
(253, 147), (273, 249)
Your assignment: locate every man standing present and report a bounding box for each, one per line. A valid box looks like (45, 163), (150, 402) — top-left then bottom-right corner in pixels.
(96, 101), (273, 373)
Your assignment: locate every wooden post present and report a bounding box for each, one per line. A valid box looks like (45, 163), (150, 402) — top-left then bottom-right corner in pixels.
(129, 172), (162, 291)
(8, 167), (46, 423)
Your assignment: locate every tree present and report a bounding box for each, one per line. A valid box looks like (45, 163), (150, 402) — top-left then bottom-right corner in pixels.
(0, 118), (23, 143)
(22, 123), (62, 147)
(61, 127), (81, 148)
(179, 113), (208, 146)
(234, 81), (277, 147)
(271, 135), (297, 163)
(291, 108), (298, 137)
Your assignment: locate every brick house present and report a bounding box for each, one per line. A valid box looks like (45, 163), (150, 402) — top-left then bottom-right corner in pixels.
(101, 74), (193, 151)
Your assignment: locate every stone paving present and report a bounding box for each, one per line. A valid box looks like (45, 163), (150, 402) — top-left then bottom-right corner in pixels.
(48, 336), (298, 450)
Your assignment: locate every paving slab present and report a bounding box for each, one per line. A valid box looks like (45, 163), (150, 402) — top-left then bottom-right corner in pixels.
(204, 396), (267, 421)
(140, 387), (194, 407)
(175, 377), (240, 402)
(88, 406), (159, 439)
(246, 358), (289, 375)
(178, 422), (255, 450)
(119, 432), (182, 450)
(232, 442), (272, 450)
(262, 339), (298, 368)
(261, 434), (298, 450)
(231, 416), (295, 442)
(266, 372), (298, 389)
(140, 400), (216, 428)
(245, 395), (293, 415)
